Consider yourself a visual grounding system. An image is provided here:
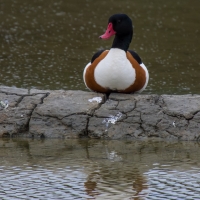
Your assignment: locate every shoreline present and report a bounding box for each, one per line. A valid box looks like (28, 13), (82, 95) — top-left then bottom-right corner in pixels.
(0, 86), (200, 141)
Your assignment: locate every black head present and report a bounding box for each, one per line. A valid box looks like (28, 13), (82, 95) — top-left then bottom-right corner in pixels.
(99, 14), (134, 51)
(108, 14), (133, 37)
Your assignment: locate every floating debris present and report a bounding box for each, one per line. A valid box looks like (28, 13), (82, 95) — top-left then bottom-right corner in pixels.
(0, 100), (9, 109)
(102, 112), (122, 130)
(88, 97), (102, 103)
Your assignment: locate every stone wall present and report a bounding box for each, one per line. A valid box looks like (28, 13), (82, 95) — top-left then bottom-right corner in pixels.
(0, 86), (200, 141)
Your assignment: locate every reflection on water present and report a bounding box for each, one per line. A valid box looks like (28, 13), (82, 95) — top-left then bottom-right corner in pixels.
(0, 138), (200, 199)
(0, 0), (200, 94)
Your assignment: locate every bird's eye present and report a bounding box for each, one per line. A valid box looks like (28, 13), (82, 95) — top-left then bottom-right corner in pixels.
(117, 20), (121, 23)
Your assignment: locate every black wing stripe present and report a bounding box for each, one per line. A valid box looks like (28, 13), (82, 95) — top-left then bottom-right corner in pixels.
(128, 50), (142, 64)
(91, 50), (105, 63)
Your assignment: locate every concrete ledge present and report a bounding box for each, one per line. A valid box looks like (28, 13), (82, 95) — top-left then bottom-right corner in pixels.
(0, 86), (200, 141)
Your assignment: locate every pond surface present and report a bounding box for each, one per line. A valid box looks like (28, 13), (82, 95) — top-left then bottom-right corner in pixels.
(0, 138), (200, 199)
(0, 0), (200, 94)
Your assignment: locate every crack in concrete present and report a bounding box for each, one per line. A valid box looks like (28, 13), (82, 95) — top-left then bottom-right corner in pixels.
(85, 116), (90, 136)
(108, 99), (119, 111)
(155, 118), (162, 129)
(122, 100), (137, 115)
(136, 100), (145, 134)
(157, 95), (200, 122)
(3, 87), (200, 140)
(0, 91), (25, 96)
(85, 94), (107, 136)
(188, 110), (200, 120)
(0, 91), (52, 137)
(27, 92), (50, 137)
(164, 130), (178, 139)
(15, 96), (24, 107)
(30, 93), (107, 138)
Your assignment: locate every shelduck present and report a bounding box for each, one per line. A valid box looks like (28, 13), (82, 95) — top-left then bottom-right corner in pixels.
(83, 14), (149, 93)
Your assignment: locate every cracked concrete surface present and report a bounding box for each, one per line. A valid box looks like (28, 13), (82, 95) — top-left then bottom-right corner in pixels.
(1, 86), (200, 140)
(0, 86), (48, 137)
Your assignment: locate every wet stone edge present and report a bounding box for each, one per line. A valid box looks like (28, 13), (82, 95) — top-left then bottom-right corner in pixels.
(1, 86), (200, 141)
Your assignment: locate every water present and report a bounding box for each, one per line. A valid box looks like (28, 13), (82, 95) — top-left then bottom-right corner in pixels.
(0, 0), (199, 94)
(0, 138), (200, 199)
(1, 2), (199, 198)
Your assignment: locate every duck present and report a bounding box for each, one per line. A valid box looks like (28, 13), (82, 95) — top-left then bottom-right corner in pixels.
(83, 13), (149, 93)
